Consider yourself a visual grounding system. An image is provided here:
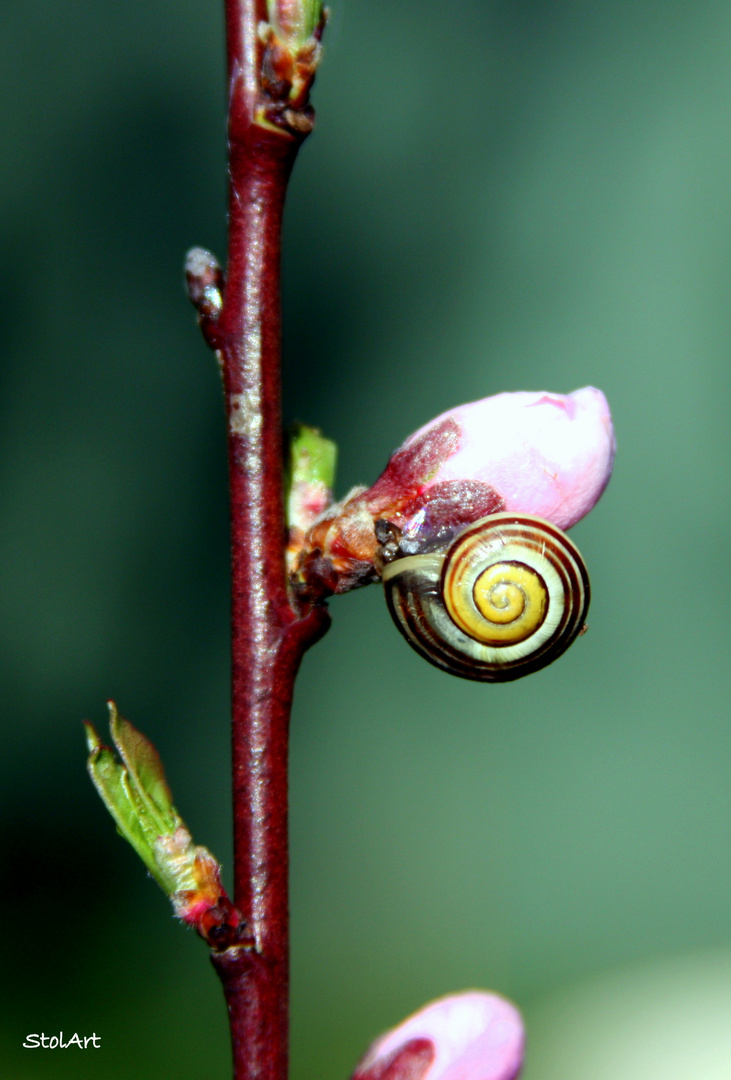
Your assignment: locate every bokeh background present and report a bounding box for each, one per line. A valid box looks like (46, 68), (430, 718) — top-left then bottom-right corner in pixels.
(3, 0), (731, 1076)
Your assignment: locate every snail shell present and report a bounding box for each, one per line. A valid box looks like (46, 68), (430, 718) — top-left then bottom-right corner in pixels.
(381, 512), (590, 682)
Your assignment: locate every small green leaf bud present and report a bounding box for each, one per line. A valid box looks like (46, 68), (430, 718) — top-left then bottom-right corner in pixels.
(86, 703), (249, 949)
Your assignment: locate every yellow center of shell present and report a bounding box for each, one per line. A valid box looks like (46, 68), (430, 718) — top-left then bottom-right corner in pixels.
(447, 561), (548, 645)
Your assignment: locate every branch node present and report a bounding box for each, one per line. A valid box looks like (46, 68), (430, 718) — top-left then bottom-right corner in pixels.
(185, 247), (225, 349)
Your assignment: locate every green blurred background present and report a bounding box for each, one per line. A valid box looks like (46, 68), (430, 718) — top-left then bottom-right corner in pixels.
(4, 0), (731, 1076)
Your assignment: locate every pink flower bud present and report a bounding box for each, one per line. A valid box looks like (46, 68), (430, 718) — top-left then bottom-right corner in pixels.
(381, 387), (615, 533)
(291, 387), (614, 600)
(352, 992), (524, 1080)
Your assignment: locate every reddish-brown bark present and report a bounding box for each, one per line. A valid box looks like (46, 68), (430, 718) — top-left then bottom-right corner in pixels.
(196, 2), (329, 1078)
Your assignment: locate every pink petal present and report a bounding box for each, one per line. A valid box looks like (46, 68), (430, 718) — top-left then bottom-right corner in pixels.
(405, 387), (615, 530)
(352, 992), (524, 1080)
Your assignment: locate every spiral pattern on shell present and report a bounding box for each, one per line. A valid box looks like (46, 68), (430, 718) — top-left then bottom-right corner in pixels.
(381, 512), (590, 682)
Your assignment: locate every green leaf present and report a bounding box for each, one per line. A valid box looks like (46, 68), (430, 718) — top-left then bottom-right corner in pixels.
(288, 422), (337, 490)
(285, 422), (337, 530)
(85, 707), (233, 925)
(85, 725), (160, 879)
(85, 706), (187, 892)
(108, 702), (177, 834)
(267, 0), (324, 45)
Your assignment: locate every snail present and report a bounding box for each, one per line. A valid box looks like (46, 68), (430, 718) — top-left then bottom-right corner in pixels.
(380, 512), (590, 682)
